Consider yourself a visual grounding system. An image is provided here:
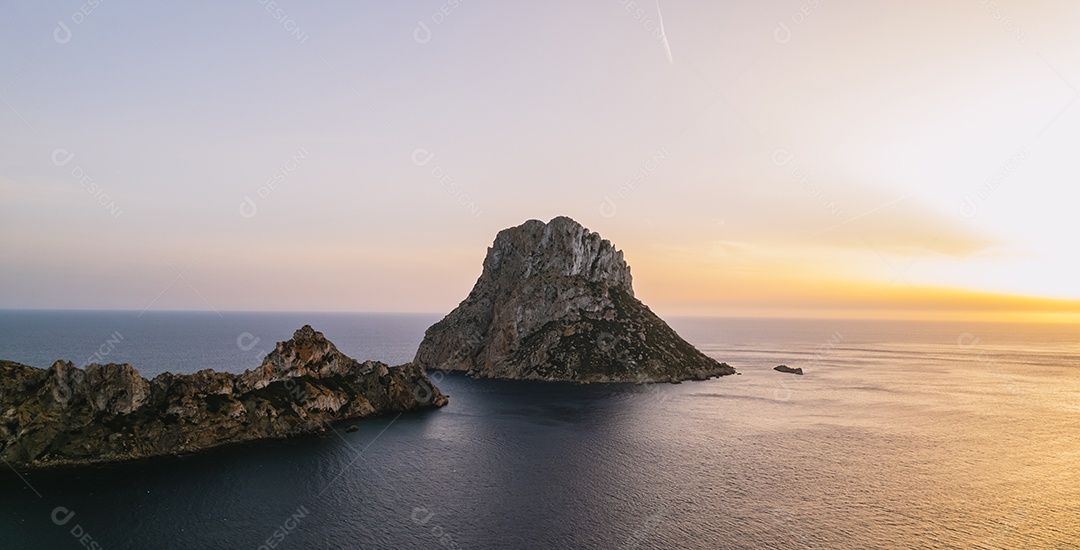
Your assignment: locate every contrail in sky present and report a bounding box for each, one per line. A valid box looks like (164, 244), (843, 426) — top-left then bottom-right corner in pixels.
(656, 0), (673, 64)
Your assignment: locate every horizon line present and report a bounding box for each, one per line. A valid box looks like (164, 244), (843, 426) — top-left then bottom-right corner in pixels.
(1, 307), (1076, 325)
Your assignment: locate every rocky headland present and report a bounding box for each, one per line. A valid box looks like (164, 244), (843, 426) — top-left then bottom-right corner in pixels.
(0, 326), (446, 470)
(415, 216), (735, 383)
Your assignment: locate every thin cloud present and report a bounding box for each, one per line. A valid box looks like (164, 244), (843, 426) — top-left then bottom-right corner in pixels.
(656, 0), (673, 64)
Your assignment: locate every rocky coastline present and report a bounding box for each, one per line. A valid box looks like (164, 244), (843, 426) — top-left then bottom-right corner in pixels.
(1, 217), (738, 470)
(0, 325), (446, 470)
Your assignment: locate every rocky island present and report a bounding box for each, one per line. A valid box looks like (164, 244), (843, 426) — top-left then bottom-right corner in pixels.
(0, 326), (446, 470)
(415, 216), (735, 382)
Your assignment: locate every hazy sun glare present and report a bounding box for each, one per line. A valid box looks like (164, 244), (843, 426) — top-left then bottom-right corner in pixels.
(1, 1), (1078, 323)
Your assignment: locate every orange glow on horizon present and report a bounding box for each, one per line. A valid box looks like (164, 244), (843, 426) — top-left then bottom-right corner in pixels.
(631, 254), (1080, 324)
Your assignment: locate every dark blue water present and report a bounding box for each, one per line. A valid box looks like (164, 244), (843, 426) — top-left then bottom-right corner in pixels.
(0, 310), (436, 377)
(1, 311), (1078, 548)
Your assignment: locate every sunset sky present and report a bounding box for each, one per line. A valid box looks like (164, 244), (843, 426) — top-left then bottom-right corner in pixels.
(2, 1), (1079, 322)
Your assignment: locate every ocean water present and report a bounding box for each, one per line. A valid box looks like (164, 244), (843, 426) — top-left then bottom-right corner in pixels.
(0, 311), (1078, 549)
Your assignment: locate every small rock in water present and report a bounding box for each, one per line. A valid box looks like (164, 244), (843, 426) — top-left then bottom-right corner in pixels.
(345, 425), (358, 433)
(774, 365), (803, 375)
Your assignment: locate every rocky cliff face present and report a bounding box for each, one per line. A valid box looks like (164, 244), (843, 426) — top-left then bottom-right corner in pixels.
(414, 216), (735, 382)
(0, 326), (446, 470)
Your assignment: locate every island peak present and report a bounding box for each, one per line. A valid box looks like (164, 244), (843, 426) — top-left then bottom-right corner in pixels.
(415, 216), (735, 382)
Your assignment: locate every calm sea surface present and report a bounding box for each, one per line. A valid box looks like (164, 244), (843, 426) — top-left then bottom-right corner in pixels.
(0, 311), (1078, 549)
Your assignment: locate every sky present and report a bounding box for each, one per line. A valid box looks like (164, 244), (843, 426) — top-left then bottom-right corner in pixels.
(1, 1), (1079, 322)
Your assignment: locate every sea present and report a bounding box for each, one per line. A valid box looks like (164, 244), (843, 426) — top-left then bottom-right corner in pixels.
(0, 310), (1077, 549)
